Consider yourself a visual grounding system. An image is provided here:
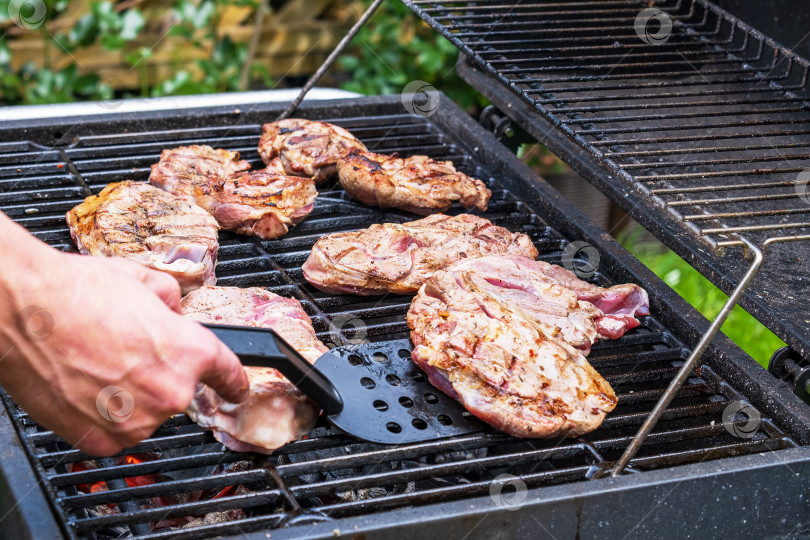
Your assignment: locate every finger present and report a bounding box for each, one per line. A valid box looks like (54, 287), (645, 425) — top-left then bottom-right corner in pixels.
(195, 328), (250, 403)
(138, 269), (183, 313)
(107, 258), (183, 313)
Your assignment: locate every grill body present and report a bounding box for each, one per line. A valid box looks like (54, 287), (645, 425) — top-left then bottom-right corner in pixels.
(0, 95), (809, 538)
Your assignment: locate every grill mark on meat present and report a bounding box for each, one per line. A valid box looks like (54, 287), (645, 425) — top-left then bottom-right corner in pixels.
(353, 154), (384, 173)
(303, 214), (539, 295)
(258, 119), (368, 184)
(149, 145), (316, 240)
(337, 149), (491, 215)
(66, 181), (219, 294)
(287, 134), (325, 144)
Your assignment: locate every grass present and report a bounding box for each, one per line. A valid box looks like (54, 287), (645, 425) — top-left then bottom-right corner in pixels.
(621, 230), (785, 368)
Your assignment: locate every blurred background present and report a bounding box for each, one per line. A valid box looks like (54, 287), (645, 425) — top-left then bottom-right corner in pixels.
(0, 0), (784, 364)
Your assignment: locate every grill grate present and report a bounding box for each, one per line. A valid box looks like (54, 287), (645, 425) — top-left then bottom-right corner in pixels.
(0, 100), (805, 538)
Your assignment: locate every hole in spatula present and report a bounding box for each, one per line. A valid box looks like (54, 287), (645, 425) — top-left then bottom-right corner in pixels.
(385, 374), (401, 386)
(412, 418), (428, 430)
(348, 355), (363, 366)
(373, 400), (388, 411)
(424, 392), (439, 404)
(349, 354), (363, 366)
(373, 352), (388, 363)
(386, 422), (402, 434)
(361, 377), (375, 389)
(399, 396), (414, 408)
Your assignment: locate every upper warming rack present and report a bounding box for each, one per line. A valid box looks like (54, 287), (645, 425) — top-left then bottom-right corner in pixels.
(403, 0), (810, 251)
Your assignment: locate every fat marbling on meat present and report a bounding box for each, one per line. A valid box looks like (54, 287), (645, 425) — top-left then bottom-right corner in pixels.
(303, 213), (539, 296)
(258, 119), (367, 183)
(149, 145), (317, 239)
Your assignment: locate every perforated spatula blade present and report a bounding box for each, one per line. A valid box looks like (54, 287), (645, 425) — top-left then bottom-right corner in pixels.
(204, 324), (484, 444)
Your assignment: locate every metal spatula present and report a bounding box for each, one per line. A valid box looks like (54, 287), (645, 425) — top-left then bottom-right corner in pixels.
(203, 324), (484, 444)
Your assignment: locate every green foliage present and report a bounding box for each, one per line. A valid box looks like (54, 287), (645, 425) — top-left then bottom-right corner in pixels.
(18, 63), (109, 104)
(68, 2), (145, 50)
(518, 144), (569, 176)
(336, 0), (486, 110)
(1, 0), (482, 107)
(0, 0), (270, 105)
(621, 229), (785, 367)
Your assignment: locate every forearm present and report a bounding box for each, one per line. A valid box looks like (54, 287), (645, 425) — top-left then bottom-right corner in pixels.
(0, 211), (56, 301)
(0, 211), (59, 383)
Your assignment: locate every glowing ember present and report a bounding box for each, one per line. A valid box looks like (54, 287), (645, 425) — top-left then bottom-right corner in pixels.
(69, 456), (249, 532)
(72, 454), (162, 495)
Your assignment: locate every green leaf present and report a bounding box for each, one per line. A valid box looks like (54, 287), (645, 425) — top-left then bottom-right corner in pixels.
(100, 34), (125, 50)
(338, 55), (359, 71)
(175, 0), (215, 30)
(67, 14), (97, 48)
(0, 41), (10, 65)
(120, 10), (144, 40)
(74, 73), (99, 95)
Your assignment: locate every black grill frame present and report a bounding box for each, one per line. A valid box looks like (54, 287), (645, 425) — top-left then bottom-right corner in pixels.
(402, 0), (810, 363)
(1, 95), (810, 538)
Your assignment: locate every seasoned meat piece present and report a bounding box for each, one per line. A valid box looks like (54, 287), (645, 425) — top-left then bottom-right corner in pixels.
(66, 181), (219, 295)
(407, 255), (649, 438)
(258, 119), (367, 183)
(182, 286), (328, 454)
(149, 145), (317, 239)
(337, 149), (491, 215)
(303, 214), (538, 295)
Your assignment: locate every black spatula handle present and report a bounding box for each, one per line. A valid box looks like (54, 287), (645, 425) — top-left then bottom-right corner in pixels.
(202, 323), (343, 415)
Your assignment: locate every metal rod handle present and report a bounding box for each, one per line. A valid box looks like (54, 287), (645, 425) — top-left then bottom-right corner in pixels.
(610, 239), (764, 477)
(275, 0), (385, 122)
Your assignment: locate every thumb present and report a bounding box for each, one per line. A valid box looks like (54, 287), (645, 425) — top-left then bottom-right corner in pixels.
(195, 327), (250, 403)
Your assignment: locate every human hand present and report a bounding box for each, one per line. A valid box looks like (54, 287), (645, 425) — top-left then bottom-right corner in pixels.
(0, 217), (249, 456)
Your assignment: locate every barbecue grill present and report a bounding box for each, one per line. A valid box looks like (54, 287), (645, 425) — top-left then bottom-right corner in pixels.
(2, 1), (810, 538)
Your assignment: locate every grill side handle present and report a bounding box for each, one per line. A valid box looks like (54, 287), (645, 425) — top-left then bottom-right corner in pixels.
(202, 323), (344, 415)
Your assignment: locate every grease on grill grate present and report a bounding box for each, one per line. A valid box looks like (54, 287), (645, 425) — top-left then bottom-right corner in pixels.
(0, 113), (797, 539)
